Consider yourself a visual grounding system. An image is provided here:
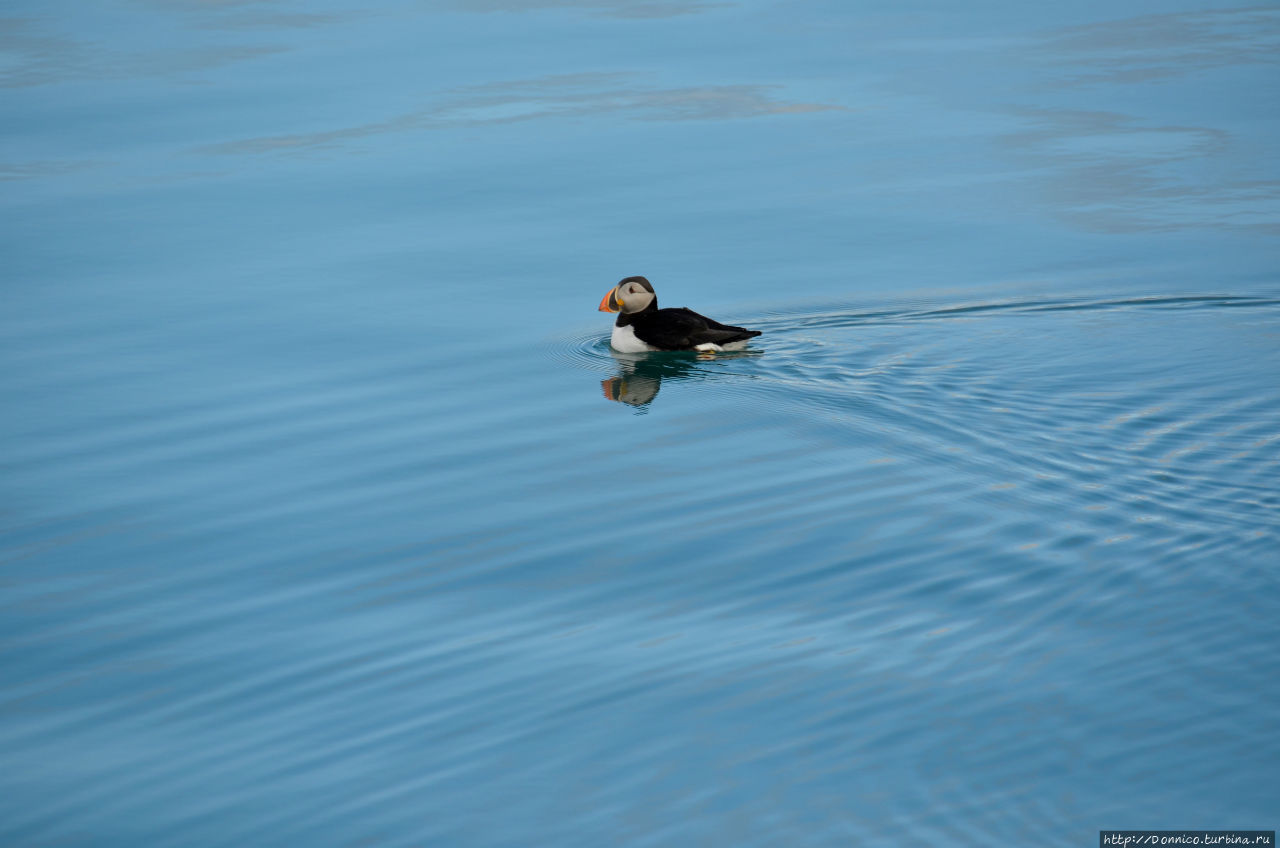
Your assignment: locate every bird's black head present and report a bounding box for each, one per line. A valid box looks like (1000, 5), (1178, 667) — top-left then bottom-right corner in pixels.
(599, 275), (658, 315)
(618, 275), (654, 294)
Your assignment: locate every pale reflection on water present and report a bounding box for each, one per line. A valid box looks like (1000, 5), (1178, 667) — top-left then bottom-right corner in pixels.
(600, 349), (761, 409)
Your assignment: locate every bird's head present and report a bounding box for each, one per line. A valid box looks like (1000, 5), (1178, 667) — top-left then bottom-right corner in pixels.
(598, 276), (656, 314)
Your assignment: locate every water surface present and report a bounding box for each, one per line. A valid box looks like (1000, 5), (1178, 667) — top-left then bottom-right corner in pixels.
(2, 1), (1279, 845)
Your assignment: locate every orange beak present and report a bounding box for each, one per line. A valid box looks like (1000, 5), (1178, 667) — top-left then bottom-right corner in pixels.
(598, 288), (620, 313)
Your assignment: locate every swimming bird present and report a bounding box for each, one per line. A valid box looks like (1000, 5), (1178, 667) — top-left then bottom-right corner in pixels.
(598, 276), (762, 353)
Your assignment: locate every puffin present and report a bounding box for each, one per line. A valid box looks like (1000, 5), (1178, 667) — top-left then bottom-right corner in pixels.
(598, 276), (762, 353)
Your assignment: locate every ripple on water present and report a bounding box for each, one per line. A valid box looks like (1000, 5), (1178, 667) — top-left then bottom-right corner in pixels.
(556, 292), (1280, 573)
(3, 290), (1279, 847)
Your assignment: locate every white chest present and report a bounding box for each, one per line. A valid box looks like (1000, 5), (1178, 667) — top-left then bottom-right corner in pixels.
(610, 323), (659, 353)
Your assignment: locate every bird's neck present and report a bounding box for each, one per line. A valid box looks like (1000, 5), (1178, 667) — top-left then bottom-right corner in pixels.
(616, 299), (658, 326)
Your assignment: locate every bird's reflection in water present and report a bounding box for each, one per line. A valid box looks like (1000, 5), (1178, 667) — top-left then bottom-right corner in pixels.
(600, 349), (757, 410)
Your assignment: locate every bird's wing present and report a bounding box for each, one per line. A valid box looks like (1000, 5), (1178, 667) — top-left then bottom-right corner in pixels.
(672, 307), (761, 336)
(633, 309), (761, 350)
(630, 310), (707, 350)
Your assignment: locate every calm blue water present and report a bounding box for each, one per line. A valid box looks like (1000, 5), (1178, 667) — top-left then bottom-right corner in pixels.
(3, 1), (1279, 845)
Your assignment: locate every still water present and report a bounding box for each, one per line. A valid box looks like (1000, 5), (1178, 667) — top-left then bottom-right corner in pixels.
(3, 0), (1279, 845)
